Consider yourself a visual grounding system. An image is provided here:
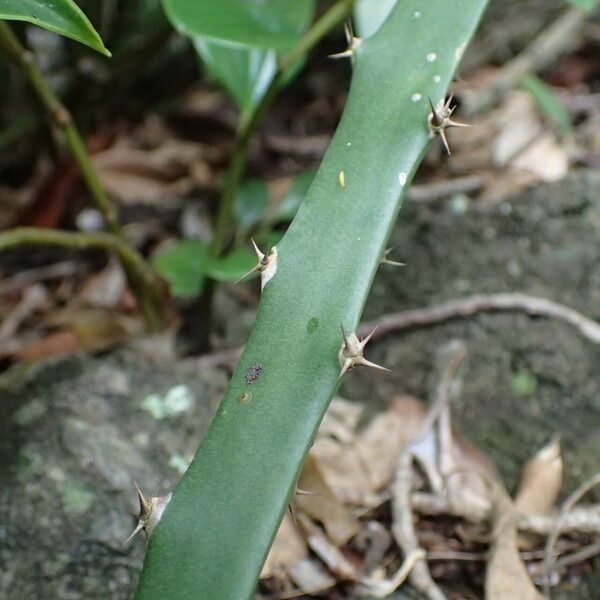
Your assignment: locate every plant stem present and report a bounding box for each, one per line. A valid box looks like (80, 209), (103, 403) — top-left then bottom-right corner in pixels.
(209, 0), (355, 259)
(191, 0), (355, 351)
(0, 21), (121, 235)
(0, 23), (167, 330)
(0, 227), (166, 331)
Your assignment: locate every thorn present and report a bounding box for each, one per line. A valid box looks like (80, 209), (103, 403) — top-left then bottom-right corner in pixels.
(125, 481), (153, 546)
(344, 21), (354, 45)
(124, 519), (145, 546)
(340, 324), (353, 350)
(235, 239), (277, 289)
(381, 248), (405, 267)
(359, 326), (377, 348)
(250, 238), (262, 257)
(428, 97), (443, 128)
(329, 20), (362, 60)
(296, 488), (321, 496)
(338, 325), (388, 378)
(445, 118), (471, 129)
(439, 128), (451, 155)
(133, 480), (151, 519)
(427, 95), (470, 156)
(356, 356), (390, 372)
(329, 48), (354, 60)
(234, 263), (260, 285)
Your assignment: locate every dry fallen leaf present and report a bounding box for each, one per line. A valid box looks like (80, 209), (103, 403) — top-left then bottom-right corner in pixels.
(261, 512), (307, 579)
(92, 137), (204, 204)
(296, 453), (361, 546)
(486, 488), (545, 600)
(312, 395), (425, 503)
(286, 558), (336, 596)
(493, 92), (542, 166)
(79, 258), (126, 309)
(515, 437), (563, 516)
(296, 513), (358, 581)
(511, 133), (568, 182)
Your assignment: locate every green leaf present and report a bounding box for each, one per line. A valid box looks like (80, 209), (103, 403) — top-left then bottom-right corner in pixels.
(135, 1), (489, 599)
(233, 179), (269, 232)
(162, 0), (315, 49)
(152, 239), (208, 297)
(564, 0), (597, 10)
(267, 170), (315, 225)
(193, 39), (276, 120)
(205, 249), (256, 282)
(0, 0), (110, 56)
(522, 74), (572, 138)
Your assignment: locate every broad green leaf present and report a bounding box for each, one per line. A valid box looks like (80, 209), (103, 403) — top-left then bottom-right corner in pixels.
(233, 179), (269, 232)
(565, 0), (597, 10)
(193, 39), (276, 121)
(205, 249), (256, 282)
(152, 239), (208, 297)
(0, 0), (110, 56)
(354, 0), (398, 38)
(522, 74), (572, 138)
(161, 0), (315, 49)
(267, 170), (315, 225)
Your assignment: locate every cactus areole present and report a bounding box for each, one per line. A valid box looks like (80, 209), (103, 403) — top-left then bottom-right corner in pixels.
(134, 1), (489, 599)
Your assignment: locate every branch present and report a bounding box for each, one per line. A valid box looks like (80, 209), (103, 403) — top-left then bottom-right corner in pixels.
(0, 228), (165, 331)
(464, 7), (588, 116)
(359, 292), (600, 345)
(209, 0), (355, 259)
(0, 21), (121, 235)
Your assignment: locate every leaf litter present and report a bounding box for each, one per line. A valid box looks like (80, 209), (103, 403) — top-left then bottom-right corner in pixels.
(258, 341), (600, 599)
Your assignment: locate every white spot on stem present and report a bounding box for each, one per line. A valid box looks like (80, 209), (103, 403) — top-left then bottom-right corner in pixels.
(455, 43), (466, 60)
(426, 52), (437, 62)
(433, 74), (441, 83)
(411, 93), (422, 102)
(399, 172), (407, 186)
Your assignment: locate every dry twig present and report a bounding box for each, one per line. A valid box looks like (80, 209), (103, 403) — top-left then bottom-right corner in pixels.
(407, 175), (484, 202)
(391, 451), (447, 600)
(464, 7), (588, 116)
(196, 292), (600, 368)
(359, 292), (600, 345)
(543, 472), (600, 595)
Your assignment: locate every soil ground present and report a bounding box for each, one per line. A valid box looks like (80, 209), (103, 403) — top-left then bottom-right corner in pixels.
(2, 171), (600, 598)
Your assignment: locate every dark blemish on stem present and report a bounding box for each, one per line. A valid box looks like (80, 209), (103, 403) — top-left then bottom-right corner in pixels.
(245, 362), (263, 384)
(307, 317), (319, 334)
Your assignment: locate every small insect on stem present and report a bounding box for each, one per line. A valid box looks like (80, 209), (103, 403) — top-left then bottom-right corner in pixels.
(339, 170), (346, 188)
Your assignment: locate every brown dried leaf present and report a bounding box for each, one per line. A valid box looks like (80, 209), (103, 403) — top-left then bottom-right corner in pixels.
(92, 138), (201, 204)
(297, 513), (358, 581)
(485, 489), (544, 600)
(515, 437), (562, 516)
(260, 513), (307, 579)
(511, 133), (568, 182)
(286, 558), (336, 596)
(296, 453), (361, 546)
(312, 395), (425, 503)
(79, 258), (126, 309)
